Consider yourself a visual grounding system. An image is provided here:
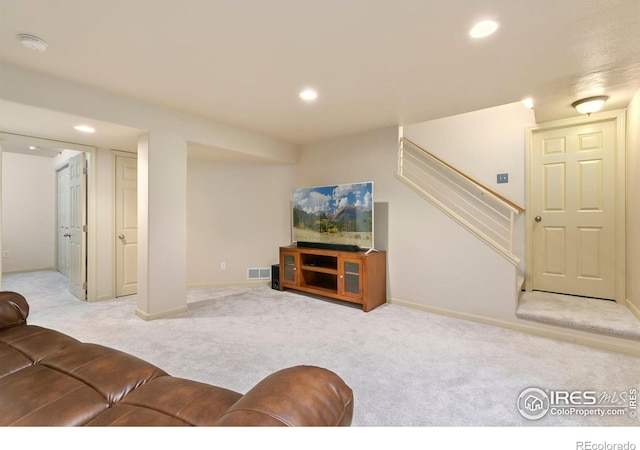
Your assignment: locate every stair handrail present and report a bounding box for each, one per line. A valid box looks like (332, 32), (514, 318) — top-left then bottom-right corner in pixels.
(397, 137), (524, 265)
(400, 138), (524, 214)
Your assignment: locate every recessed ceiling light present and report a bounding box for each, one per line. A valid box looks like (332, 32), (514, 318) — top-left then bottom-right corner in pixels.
(469, 20), (499, 38)
(522, 98), (534, 109)
(299, 89), (318, 101)
(29, 146), (38, 150)
(74, 125), (95, 133)
(17, 34), (48, 52)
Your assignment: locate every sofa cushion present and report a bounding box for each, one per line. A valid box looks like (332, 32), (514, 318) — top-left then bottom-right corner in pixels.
(0, 364), (109, 426)
(83, 404), (191, 426)
(0, 343), (32, 378)
(120, 376), (243, 425)
(0, 342), (172, 426)
(41, 343), (168, 405)
(0, 325), (81, 364)
(86, 377), (243, 426)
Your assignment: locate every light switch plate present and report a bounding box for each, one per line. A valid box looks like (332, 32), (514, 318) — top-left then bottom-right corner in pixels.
(497, 173), (509, 184)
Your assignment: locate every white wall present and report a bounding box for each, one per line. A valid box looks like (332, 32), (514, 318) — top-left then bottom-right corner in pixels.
(403, 102), (534, 205)
(0, 63), (298, 164)
(403, 101), (536, 270)
(1, 140), (296, 298)
(187, 157), (296, 286)
(297, 103), (535, 323)
(626, 89), (640, 315)
(1, 152), (55, 273)
(1, 147), (130, 300)
(137, 132), (188, 319)
(0, 62), (298, 317)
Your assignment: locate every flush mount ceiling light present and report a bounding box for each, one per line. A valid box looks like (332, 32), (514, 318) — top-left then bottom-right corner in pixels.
(469, 20), (499, 38)
(571, 96), (608, 115)
(74, 125), (95, 133)
(17, 34), (48, 52)
(521, 98), (534, 109)
(299, 89), (318, 101)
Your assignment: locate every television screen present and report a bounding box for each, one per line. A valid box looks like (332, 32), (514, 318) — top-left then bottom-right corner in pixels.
(292, 182), (374, 250)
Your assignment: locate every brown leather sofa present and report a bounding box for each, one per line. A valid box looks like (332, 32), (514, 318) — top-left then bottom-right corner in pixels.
(0, 291), (353, 426)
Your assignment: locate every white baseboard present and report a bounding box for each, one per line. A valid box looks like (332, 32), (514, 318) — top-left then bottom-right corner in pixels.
(135, 305), (188, 321)
(92, 281), (271, 306)
(135, 283), (273, 319)
(187, 280), (271, 289)
(626, 298), (640, 321)
(2, 267), (56, 275)
(388, 297), (640, 357)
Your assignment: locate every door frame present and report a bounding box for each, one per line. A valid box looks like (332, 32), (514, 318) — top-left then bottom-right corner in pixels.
(0, 132), (97, 301)
(524, 109), (627, 303)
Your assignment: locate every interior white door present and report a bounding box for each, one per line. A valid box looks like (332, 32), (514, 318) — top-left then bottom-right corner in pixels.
(68, 153), (87, 300)
(115, 155), (138, 297)
(56, 165), (70, 277)
(531, 119), (616, 300)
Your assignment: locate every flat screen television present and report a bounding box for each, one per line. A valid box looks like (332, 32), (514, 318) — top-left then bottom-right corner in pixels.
(292, 182), (374, 252)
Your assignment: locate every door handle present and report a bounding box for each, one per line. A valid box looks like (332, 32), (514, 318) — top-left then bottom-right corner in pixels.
(535, 216), (542, 223)
(118, 234), (125, 240)
(63, 233), (71, 238)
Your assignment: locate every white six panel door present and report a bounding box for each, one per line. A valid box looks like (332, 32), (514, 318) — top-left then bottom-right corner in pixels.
(532, 119), (616, 300)
(56, 165), (70, 277)
(115, 155), (138, 297)
(68, 153), (87, 300)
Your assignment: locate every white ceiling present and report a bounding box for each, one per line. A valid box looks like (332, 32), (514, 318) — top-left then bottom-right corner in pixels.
(0, 99), (143, 154)
(0, 0), (639, 151)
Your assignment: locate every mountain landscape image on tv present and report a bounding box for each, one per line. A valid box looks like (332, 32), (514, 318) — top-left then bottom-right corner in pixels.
(292, 182), (373, 249)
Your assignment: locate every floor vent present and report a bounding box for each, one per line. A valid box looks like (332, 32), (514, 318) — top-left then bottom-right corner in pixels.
(247, 267), (271, 280)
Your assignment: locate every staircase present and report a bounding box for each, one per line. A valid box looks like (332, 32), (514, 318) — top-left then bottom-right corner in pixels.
(396, 137), (524, 266)
(396, 136), (640, 351)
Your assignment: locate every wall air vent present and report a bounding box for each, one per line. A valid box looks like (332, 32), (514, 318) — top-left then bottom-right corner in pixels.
(247, 267), (271, 280)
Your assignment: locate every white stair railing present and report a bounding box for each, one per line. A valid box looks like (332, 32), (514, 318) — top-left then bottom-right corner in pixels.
(397, 137), (524, 266)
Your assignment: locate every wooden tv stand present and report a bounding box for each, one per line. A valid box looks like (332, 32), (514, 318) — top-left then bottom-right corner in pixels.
(279, 245), (386, 312)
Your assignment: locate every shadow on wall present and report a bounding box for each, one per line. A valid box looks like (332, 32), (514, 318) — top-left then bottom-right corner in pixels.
(374, 201), (390, 299)
(374, 202), (388, 252)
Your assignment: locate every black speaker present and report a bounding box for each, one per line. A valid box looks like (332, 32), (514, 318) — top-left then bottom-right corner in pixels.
(271, 264), (280, 290)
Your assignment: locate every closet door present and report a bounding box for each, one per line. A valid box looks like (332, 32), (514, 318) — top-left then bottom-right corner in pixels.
(68, 153), (87, 300)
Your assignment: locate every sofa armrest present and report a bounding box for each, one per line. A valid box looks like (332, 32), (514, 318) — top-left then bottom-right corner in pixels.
(216, 365), (353, 426)
(0, 292), (30, 331)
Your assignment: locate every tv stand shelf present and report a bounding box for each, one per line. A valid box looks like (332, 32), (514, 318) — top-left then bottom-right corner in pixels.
(301, 265), (337, 274)
(279, 245), (386, 312)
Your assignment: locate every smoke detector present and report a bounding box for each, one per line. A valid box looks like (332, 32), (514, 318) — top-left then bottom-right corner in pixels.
(18, 34), (48, 52)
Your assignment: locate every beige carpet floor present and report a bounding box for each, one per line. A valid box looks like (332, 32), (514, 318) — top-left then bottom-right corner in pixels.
(516, 291), (640, 341)
(3, 270), (639, 428)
